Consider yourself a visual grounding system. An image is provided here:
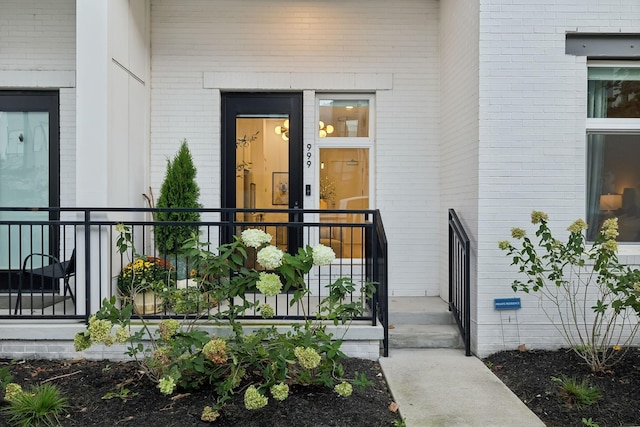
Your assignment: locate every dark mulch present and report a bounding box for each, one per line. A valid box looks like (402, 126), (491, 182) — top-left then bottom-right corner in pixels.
(483, 348), (640, 427)
(0, 357), (402, 427)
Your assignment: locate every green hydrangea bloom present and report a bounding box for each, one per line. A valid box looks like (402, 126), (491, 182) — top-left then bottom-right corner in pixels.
(511, 228), (526, 239)
(334, 381), (353, 397)
(498, 240), (510, 251)
(294, 346), (321, 370)
(87, 316), (114, 346)
(567, 219), (588, 234)
(256, 273), (282, 297)
(602, 239), (618, 252)
(158, 376), (176, 395)
(4, 383), (23, 402)
(201, 406), (220, 422)
(202, 338), (227, 364)
(270, 383), (289, 401)
(158, 319), (180, 341)
(244, 385), (268, 410)
(530, 211), (549, 224)
(115, 326), (130, 344)
(260, 303), (275, 319)
(74, 332), (92, 352)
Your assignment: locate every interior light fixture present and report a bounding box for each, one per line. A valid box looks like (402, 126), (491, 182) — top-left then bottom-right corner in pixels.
(274, 119), (289, 141)
(318, 121), (334, 138)
(600, 193), (622, 212)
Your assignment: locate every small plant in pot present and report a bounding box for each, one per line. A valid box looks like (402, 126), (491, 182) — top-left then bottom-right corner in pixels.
(117, 256), (177, 314)
(154, 139), (201, 278)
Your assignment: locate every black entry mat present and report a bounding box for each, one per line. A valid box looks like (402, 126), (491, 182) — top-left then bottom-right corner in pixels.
(0, 295), (71, 310)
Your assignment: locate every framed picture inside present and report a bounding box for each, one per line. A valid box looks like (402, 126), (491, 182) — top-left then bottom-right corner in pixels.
(272, 172), (289, 205)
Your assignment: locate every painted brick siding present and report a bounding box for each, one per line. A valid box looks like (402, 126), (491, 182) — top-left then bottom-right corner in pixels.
(150, 0), (441, 296)
(476, 0), (640, 357)
(439, 0), (481, 349)
(0, 0), (76, 207)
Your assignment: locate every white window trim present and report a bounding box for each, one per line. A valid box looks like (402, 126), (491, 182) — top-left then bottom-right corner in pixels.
(315, 94), (376, 210)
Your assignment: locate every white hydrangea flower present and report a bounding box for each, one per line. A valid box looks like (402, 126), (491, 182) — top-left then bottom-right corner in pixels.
(312, 244), (335, 266)
(241, 229), (272, 248)
(257, 245), (284, 269)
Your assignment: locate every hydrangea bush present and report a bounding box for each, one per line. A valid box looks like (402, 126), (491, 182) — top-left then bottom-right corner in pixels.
(499, 211), (640, 372)
(76, 226), (375, 421)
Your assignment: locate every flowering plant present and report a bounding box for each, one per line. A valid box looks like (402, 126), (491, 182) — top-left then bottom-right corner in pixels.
(117, 256), (176, 296)
(78, 226), (376, 420)
(499, 211), (640, 372)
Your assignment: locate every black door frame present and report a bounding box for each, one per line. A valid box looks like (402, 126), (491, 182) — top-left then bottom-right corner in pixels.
(221, 92), (304, 252)
(0, 90), (60, 290)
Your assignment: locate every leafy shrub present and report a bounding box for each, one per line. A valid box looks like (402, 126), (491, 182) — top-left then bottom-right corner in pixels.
(77, 226), (375, 417)
(499, 211), (640, 372)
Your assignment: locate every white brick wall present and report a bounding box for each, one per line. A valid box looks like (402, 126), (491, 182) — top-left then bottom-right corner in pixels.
(475, 0), (640, 357)
(0, 0), (76, 207)
(150, 0), (441, 296)
(439, 0), (481, 352)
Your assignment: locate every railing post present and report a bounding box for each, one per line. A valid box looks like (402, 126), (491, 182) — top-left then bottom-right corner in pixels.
(84, 209), (91, 323)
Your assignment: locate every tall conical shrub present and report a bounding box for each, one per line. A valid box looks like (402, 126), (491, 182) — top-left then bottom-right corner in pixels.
(155, 139), (201, 256)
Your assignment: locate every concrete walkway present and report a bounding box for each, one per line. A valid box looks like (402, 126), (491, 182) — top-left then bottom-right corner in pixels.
(379, 348), (545, 427)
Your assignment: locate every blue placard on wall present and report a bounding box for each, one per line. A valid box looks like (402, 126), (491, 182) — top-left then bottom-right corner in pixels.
(494, 298), (521, 310)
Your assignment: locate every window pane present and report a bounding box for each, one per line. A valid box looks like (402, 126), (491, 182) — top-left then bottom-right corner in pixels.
(588, 67), (640, 118)
(319, 148), (369, 258)
(318, 99), (369, 137)
(587, 133), (640, 241)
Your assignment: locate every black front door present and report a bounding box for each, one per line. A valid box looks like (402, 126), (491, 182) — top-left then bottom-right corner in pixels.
(222, 93), (303, 253)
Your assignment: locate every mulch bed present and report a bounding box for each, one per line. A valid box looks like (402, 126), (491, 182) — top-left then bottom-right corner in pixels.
(483, 347), (640, 427)
(0, 357), (402, 426)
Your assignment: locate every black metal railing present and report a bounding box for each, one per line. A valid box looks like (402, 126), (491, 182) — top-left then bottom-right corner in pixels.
(448, 208), (471, 356)
(0, 207), (389, 355)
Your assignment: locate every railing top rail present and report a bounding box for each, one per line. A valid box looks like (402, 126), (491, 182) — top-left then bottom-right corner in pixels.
(0, 206), (377, 215)
(448, 208), (470, 244)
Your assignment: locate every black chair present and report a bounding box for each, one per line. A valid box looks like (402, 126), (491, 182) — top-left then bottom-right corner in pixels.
(14, 249), (76, 314)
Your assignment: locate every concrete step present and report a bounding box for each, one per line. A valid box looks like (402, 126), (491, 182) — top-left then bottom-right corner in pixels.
(387, 297), (462, 349)
(389, 323), (463, 349)
(388, 296), (453, 325)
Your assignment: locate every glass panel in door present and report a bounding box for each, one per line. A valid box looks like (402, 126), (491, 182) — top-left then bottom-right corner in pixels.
(319, 148), (369, 258)
(236, 116), (290, 251)
(0, 111), (50, 272)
